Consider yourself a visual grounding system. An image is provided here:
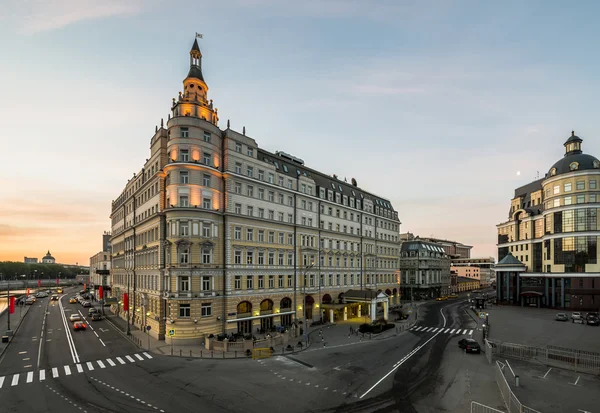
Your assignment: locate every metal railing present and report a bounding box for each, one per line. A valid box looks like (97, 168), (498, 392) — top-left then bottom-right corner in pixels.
(488, 339), (600, 375)
(495, 361), (541, 413)
(470, 401), (504, 413)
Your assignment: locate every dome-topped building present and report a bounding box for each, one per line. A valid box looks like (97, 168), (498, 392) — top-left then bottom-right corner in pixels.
(42, 250), (55, 264)
(548, 131), (600, 177)
(497, 131), (600, 311)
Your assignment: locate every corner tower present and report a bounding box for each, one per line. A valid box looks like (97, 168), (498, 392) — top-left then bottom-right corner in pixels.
(171, 38), (219, 126)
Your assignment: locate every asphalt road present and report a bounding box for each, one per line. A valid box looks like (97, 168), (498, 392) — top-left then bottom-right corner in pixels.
(0, 289), (496, 413)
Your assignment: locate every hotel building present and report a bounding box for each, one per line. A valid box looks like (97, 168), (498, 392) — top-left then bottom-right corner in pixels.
(109, 39), (402, 342)
(496, 132), (600, 310)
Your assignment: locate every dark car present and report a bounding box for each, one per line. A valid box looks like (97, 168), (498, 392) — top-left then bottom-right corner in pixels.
(91, 312), (102, 321)
(88, 307), (98, 316)
(458, 338), (481, 353)
(555, 313), (569, 322)
(587, 312), (599, 326)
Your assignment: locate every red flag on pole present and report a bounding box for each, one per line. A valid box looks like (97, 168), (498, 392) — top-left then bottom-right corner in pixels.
(27, 288), (30, 296)
(84, 283), (87, 290)
(9, 296), (15, 314)
(56, 278), (59, 285)
(98, 286), (104, 299)
(38, 279), (41, 288)
(123, 293), (129, 311)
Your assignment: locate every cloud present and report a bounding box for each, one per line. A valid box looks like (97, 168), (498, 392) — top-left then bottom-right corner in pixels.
(5, 0), (151, 34)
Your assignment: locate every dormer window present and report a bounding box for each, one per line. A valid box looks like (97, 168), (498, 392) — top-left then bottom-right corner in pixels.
(594, 160), (600, 169)
(570, 162), (579, 171)
(550, 168), (557, 176)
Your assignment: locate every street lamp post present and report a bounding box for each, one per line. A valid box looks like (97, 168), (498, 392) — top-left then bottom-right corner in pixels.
(5, 273), (11, 334)
(126, 271), (131, 335)
(302, 262), (314, 348)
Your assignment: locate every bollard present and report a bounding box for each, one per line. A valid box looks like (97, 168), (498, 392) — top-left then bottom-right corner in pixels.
(180, 349), (182, 357)
(200, 351), (203, 358)
(190, 350), (192, 357)
(515, 375), (520, 387)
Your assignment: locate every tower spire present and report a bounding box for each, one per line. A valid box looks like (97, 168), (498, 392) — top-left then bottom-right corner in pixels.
(188, 38), (204, 82)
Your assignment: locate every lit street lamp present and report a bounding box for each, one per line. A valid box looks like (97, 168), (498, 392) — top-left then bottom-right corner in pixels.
(302, 261), (315, 348)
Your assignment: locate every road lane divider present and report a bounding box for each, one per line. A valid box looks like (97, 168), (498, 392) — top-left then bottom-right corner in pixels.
(360, 307), (447, 399)
(58, 297), (80, 364)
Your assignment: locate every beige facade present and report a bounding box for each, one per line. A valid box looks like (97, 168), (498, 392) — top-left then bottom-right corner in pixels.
(110, 39), (402, 343)
(497, 132), (600, 310)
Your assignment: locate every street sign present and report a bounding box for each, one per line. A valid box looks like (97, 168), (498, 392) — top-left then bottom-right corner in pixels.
(168, 329), (175, 337)
(479, 312), (486, 319)
(146, 325), (151, 331)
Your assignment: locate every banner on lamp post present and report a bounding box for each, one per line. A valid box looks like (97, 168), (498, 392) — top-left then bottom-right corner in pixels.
(27, 288), (30, 296)
(9, 296), (15, 314)
(123, 293), (129, 311)
(38, 279), (41, 288)
(99, 286), (104, 299)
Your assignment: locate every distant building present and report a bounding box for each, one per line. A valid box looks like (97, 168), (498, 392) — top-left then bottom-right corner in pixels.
(41, 251), (56, 264)
(419, 237), (472, 259)
(451, 257), (495, 287)
(24, 257), (38, 264)
(457, 276), (479, 292)
(400, 240), (451, 299)
(90, 232), (112, 295)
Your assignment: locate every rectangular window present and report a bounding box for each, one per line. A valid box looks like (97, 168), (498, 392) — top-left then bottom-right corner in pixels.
(268, 210), (274, 220)
(202, 197), (212, 209)
(278, 176), (284, 186)
(268, 275), (274, 288)
(179, 304), (190, 318)
(278, 232), (284, 243)
(180, 171), (189, 184)
(179, 195), (189, 207)
(278, 252), (284, 266)
(247, 166), (254, 177)
(258, 208), (265, 218)
(591, 194), (597, 203)
(235, 142), (242, 153)
(258, 275), (264, 289)
(278, 212), (284, 221)
(258, 230), (265, 242)
(247, 206), (253, 216)
(288, 179), (293, 189)
(179, 276), (190, 291)
(180, 127), (189, 138)
(247, 147), (254, 157)
(203, 174), (211, 186)
(288, 234), (293, 244)
(247, 186), (254, 197)
(268, 251), (275, 265)
(553, 185), (560, 195)
(268, 231), (275, 243)
(234, 203), (241, 214)
(577, 195), (585, 204)
(246, 276), (253, 289)
(278, 194), (284, 204)
(268, 191), (274, 202)
(278, 275), (284, 288)
(246, 228), (253, 241)
(565, 196), (572, 205)
(258, 170), (264, 180)
(180, 222), (189, 236)
(590, 180), (597, 190)
(234, 250), (242, 264)
(234, 182), (241, 194)
(202, 276), (210, 291)
(577, 181), (585, 190)
(203, 152), (211, 166)
(268, 173), (274, 184)
(564, 182), (572, 192)
(201, 303), (212, 317)
(287, 253), (293, 265)
(180, 150), (189, 162)
(203, 131), (211, 142)
(258, 188), (264, 199)
(202, 248), (211, 264)
(234, 276), (241, 289)
(235, 163), (242, 174)
(234, 226), (241, 240)
(258, 251), (265, 265)
(553, 198), (560, 208)
(246, 250), (254, 264)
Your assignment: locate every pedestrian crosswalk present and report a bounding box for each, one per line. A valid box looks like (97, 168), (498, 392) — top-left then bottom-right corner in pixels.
(0, 352), (154, 389)
(410, 326), (474, 335)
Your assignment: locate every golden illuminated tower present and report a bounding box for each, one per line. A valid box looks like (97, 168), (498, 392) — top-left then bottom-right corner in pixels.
(171, 38), (219, 126)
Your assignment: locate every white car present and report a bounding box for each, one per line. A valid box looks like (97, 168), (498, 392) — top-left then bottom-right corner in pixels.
(571, 312), (584, 324)
(69, 314), (81, 322)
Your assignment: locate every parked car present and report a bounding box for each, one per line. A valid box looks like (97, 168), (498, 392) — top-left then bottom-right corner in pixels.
(458, 338), (481, 353)
(88, 308), (98, 316)
(571, 312), (584, 324)
(91, 313), (102, 321)
(555, 313), (569, 322)
(586, 312), (599, 326)
(82, 301), (91, 308)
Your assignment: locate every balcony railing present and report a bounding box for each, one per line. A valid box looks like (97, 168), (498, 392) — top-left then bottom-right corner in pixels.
(237, 312), (252, 319)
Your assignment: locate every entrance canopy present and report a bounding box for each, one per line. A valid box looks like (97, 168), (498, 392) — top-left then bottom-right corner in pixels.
(343, 289), (389, 304)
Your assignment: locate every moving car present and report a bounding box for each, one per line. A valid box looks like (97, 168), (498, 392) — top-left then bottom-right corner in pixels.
(88, 308), (98, 316)
(91, 313), (102, 321)
(555, 313), (569, 322)
(436, 296), (448, 301)
(571, 312), (584, 324)
(69, 297), (77, 304)
(458, 338), (481, 353)
(73, 321), (86, 331)
(51, 295), (58, 301)
(69, 314), (81, 322)
(448, 294), (458, 299)
(57, 288), (63, 294)
(587, 312), (599, 326)
(25, 296), (36, 305)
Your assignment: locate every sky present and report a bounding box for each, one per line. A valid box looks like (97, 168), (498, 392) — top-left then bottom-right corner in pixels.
(2, 0), (600, 265)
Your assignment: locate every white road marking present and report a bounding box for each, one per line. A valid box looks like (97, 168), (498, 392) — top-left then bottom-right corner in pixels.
(360, 306), (447, 399)
(143, 352), (153, 359)
(24, 365), (32, 368)
(125, 355), (135, 363)
(52, 368), (59, 378)
(134, 354), (144, 361)
(0, 376), (4, 388)
(469, 330), (473, 335)
(450, 329), (456, 334)
(12, 374), (19, 386)
(542, 368), (552, 379)
(99, 338), (106, 347)
(26, 372), (33, 383)
(94, 332), (99, 337)
(462, 329), (467, 334)
(76, 364), (83, 373)
(106, 358), (116, 367)
(86, 362), (94, 371)
(39, 370), (46, 381)
(116, 357), (126, 365)
(444, 328), (451, 333)
(431, 328), (439, 332)
(97, 360), (106, 369)
(18, 351), (27, 355)
(64, 365), (72, 375)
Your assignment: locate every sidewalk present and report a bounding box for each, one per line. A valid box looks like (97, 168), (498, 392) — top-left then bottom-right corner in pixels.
(102, 302), (424, 360)
(0, 304), (32, 358)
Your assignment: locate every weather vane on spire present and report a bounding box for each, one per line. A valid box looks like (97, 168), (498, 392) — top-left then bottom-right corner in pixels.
(196, 32), (203, 39)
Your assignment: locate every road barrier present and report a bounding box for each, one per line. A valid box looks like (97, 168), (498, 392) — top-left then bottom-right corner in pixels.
(495, 361), (541, 413)
(470, 401), (504, 413)
(488, 339), (600, 375)
(485, 339), (493, 364)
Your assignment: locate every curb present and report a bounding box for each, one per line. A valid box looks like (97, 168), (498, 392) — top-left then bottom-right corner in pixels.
(0, 305), (33, 362)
